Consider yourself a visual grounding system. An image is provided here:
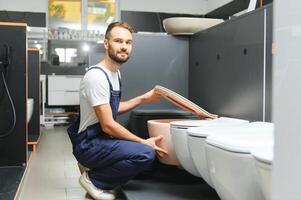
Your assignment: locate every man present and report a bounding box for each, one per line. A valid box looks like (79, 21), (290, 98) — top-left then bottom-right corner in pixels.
(67, 21), (168, 200)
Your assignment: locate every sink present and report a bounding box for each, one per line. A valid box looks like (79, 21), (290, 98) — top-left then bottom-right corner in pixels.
(27, 98), (34, 123)
(163, 17), (224, 35)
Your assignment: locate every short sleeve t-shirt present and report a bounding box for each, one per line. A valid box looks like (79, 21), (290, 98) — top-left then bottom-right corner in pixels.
(78, 65), (120, 133)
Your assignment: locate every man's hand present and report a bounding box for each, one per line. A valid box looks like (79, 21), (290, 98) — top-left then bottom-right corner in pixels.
(141, 88), (161, 104)
(142, 135), (168, 157)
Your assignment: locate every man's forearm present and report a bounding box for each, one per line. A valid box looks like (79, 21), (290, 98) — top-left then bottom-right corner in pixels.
(118, 95), (145, 114)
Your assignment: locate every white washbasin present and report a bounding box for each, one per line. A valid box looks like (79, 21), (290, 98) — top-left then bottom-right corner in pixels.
(163, 17), (224, 35)
(27, 98), (34, 123)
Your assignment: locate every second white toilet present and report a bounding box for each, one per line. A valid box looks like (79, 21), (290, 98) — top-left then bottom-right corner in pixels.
(186, 119), (249, 187)
(170, 117), (249, 177)
(205, 122), (274, 200)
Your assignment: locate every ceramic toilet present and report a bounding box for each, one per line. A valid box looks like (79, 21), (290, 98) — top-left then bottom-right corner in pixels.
(205, 122), (274, 200)
(186, 118), (249, 187)
(170, 117), (250, 177)
(148, 119), (192, 166)
(252, 145), (273, 200)
(27, 98), (34, 123)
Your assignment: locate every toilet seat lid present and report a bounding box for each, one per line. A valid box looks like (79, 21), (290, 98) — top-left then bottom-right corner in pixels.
(206, 122), (274, 153)
(252, 146), (274, 164)
(171, 117), (247, 129)
(187, 118), (249, 137)
(154, 85), (218, 119)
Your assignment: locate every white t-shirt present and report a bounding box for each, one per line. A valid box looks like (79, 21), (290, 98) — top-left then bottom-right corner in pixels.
(78, 65), (120, 133)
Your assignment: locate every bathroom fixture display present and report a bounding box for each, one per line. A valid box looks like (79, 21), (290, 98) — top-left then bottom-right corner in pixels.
(163, 17), (224, 35)
(252, 145), (273, 200)
(205, 122), (274, 200)
(170, 117), (248, 177)
(148, 119), (192, 166)
(27, 98), (34, 123)
(187, 118), (249, 187)
(0, 44), (16, 139)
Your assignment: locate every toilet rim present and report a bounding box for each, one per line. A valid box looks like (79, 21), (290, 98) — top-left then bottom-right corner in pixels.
(187, 122), (249, 138)
(171, 117), (249, 129)
(206, 129), (274, 154)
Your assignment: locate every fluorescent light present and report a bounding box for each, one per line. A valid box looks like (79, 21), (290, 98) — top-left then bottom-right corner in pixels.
(82, 44), (90, 52)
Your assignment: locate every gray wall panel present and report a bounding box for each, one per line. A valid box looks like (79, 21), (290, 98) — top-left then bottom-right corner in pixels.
(189, 8), (269, 121)
(265, 5), (273, 122)
(118, 33), (189, 125)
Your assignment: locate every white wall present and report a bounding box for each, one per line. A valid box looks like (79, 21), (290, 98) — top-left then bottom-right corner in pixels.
(120, 0), (208, 15)
(0, 0), (47, 13)
(207, 0), (233, 13)
(272, 1), (301, 199)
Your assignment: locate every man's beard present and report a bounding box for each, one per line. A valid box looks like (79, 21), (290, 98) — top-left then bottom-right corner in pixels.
(108, 48), (130, 64)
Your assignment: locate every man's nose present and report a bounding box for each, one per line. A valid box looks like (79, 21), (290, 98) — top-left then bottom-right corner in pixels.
(121, 43), (127, 51)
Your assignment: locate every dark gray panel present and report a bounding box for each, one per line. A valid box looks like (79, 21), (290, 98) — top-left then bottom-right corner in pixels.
(0, 25), (27, 166)
(28, 50), (40, 140)
(189, 9), (266, 121)
(118, 33), (189, 125)
(265, 5), (273, 122)
(205, 1), (273, 19)
(0, 11), (46, 27)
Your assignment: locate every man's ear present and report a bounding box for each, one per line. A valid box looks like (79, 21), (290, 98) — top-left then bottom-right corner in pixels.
(103, 39), (109, 50)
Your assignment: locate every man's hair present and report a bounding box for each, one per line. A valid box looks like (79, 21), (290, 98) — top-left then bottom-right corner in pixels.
(105, 21), (134, 39)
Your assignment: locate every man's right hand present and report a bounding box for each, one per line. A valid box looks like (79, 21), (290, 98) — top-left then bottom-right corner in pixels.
(141, 136), (168, 157)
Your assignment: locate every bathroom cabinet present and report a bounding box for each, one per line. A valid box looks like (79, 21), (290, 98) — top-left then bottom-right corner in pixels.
(47, 75), (83, 106)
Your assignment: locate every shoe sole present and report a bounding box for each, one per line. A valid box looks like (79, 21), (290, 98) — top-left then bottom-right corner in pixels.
(79, 176), (116, 200)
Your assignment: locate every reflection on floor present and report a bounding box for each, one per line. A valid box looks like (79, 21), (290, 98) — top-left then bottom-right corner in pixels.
(0, 166), (25, 200)
(18, 126), (220, 200)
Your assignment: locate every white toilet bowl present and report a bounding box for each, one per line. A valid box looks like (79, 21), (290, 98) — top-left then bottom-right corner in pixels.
(187, 118), (249, 187)
(27, 98), (34, 123)
(252, 145), (273, 200)
(147, 119), (192, 166)
(205, 122), (274, 200)
(170, 117), (249, 177)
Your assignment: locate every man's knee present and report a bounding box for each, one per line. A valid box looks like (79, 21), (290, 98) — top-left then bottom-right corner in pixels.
(135, 144), (156, 165)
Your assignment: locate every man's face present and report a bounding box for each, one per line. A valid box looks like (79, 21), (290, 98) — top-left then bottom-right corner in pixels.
(105, 27), (133, 64)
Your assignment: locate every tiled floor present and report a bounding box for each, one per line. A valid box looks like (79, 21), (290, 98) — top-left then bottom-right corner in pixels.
(18, 126), (220, 200)
(18, 126), (90, 200)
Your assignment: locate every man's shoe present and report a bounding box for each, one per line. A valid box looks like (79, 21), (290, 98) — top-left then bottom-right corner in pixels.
(79, 171), (116, 200)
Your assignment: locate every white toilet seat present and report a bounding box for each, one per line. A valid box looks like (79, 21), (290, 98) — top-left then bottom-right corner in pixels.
(205, 122), (274, 200)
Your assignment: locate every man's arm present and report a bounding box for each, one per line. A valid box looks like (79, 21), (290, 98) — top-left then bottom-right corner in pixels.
(118, 88), (160, 115)
(94, 103), (168, 156)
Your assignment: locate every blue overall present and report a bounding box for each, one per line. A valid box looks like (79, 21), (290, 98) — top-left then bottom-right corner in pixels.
(67, 67), (155, 190)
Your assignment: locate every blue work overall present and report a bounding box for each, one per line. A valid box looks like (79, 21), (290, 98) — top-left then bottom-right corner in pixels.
(67, 67), (155, 190)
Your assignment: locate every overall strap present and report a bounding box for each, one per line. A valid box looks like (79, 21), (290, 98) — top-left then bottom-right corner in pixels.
(88, 66), (121, 90)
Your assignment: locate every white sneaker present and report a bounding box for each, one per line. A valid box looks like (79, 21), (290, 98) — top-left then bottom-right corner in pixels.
(79, 171), (116, 200)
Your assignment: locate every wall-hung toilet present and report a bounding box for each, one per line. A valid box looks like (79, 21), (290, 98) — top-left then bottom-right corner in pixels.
(205, 122), (274, 200)
(170, 117), (249, 177)
(252, 145), (273, 200)
(27, 98), (34, 123)
(186, 118), (249, 187)
(148, 119), (193, 166)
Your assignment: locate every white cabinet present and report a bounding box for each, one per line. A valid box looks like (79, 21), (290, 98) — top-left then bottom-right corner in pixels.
(47, 75), (83, 106)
